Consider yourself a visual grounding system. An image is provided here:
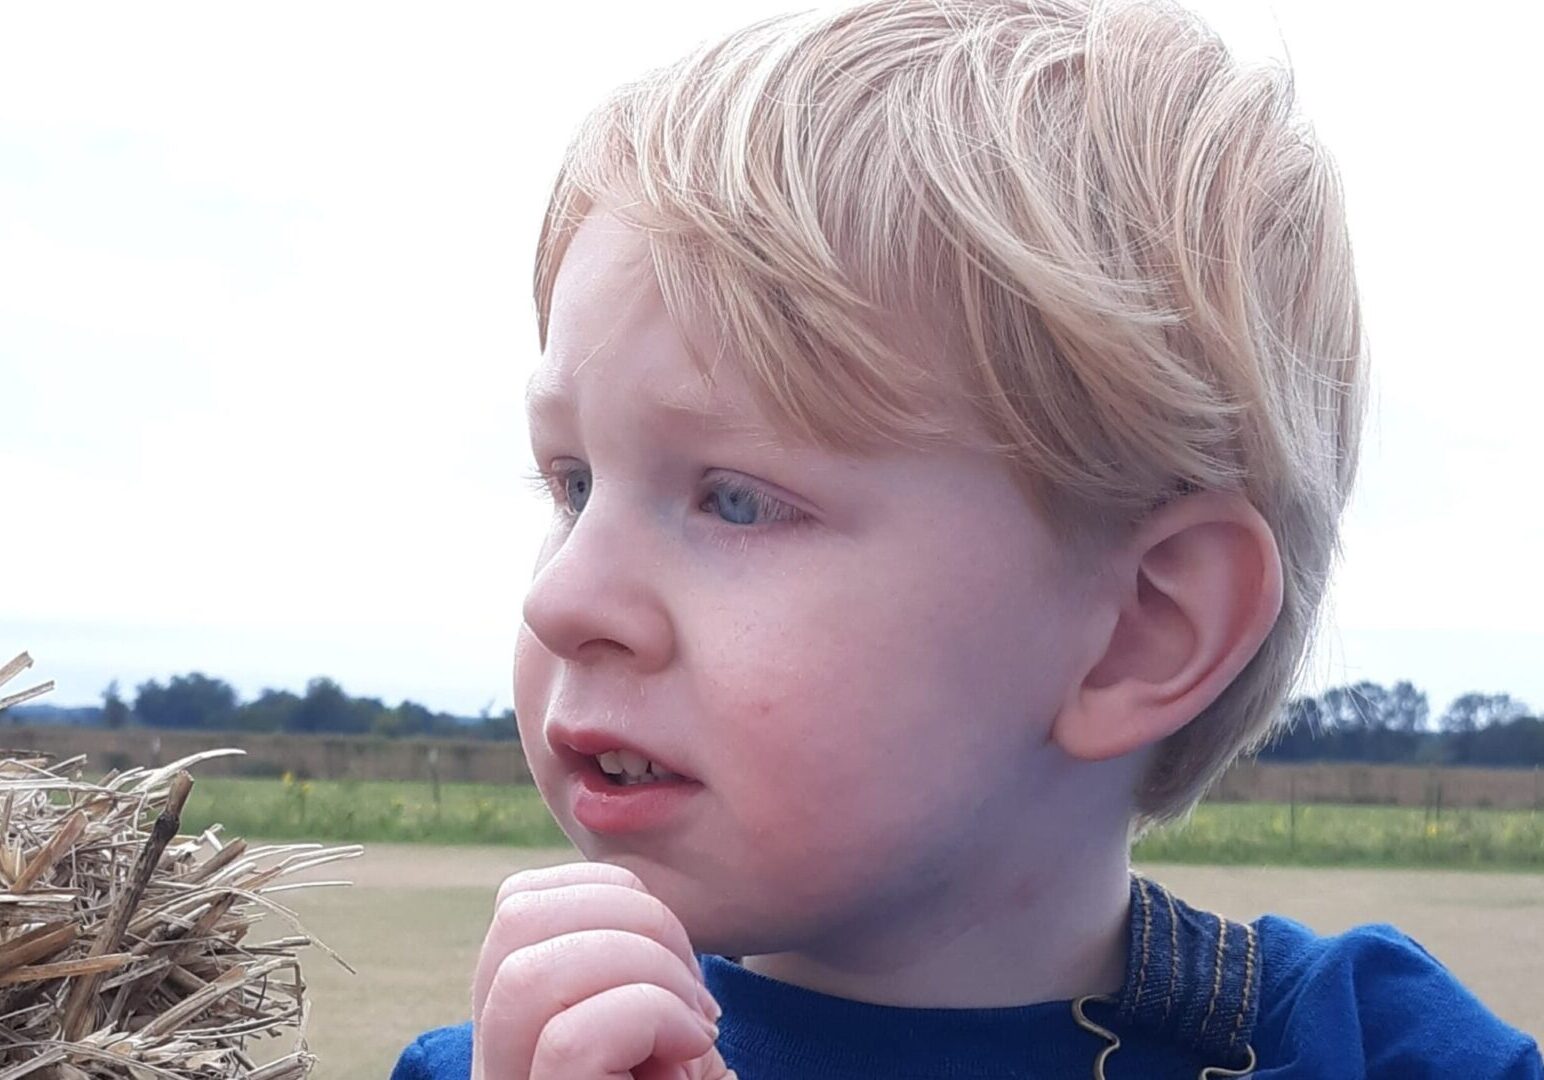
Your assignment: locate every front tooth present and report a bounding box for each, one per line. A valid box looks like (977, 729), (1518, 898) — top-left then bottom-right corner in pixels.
(616, 749), (650, 778)
(597, 750), (625, 775)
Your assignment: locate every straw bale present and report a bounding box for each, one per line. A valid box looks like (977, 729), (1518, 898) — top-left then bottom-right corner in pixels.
(0, 653), (356, 1078)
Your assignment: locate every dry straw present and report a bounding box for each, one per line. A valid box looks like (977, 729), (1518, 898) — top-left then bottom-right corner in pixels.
(0, 653), (358, 1078)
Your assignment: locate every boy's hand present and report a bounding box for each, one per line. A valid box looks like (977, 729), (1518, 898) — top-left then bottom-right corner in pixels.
(470, 861), (733, 1080)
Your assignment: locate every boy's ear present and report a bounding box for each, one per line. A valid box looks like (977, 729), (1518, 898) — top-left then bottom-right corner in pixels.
(1051, 491), (1285, 762)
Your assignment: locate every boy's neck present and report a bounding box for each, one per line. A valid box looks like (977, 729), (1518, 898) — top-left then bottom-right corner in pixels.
(736, 836), (1131, 1009)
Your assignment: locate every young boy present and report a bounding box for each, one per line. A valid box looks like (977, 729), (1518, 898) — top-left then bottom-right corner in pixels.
(393, 0), (1542, 1076)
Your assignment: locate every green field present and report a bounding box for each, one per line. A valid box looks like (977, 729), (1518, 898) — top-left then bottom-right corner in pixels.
(176, 776), (1544, 870)
(1134, 800), (1544, 870)
(182, 774), (570, 846)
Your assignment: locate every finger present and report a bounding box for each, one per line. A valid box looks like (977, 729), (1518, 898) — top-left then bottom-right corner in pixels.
(634, 1039), (737, 1080)
(473, 861), (660, 1019)
(477, 929), (712, 1080)
(493, 861), (650, 910)
(472, 880), (705, 1023)
(527, 982), (718, 1080)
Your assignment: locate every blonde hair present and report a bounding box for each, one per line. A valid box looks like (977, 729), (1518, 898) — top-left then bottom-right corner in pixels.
(533, 0), (1367, 830)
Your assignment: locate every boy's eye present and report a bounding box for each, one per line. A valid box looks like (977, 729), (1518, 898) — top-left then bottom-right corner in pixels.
(561, 467), (593, 515)
(710, 486), (757, 525)
(522, 463), (593, 516)
(524, 463), (803, 528)
(704, 482), (794, 526)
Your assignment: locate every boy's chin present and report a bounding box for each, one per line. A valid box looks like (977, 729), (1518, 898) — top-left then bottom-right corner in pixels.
(687, 922), (788, 961)
(573, 857), (761, 953)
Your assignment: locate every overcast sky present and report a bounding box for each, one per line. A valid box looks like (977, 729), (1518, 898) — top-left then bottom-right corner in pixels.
(3, 1), (1540, 721)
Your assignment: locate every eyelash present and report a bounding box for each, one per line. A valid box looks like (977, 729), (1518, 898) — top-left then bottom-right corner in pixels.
(524, 466), (568, 503)
(519, 463), (810, 531)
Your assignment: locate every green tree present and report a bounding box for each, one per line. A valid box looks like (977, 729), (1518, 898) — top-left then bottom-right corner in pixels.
(1440, 692), (1530, 733)
(1384, 680), (1430, 733)
(101, 680), (131, 729)
(236, 688), (301, 732)
(1320, 683), (1382, 732)
(289, 677), (373, 734)
(133, 673), (238, 730)
(375, 700), (435, 737)
(289, 677), (350, 733)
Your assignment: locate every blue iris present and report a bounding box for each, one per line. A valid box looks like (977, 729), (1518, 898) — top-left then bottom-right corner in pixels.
(563, 469), (592, 514)
(710, 484), (762, 526)
(552, 467), (780, 527)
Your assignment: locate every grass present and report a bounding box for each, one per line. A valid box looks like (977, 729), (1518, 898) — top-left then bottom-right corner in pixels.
(182, 774), (569, 847)
(177, 776), (1544, 870)
(1135, 800), (1544, 870)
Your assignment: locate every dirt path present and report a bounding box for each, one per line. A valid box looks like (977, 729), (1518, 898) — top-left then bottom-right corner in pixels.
(265, 846), (1541, 1079)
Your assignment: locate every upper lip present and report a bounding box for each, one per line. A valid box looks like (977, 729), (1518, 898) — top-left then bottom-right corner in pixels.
(551, 726), (698, 781)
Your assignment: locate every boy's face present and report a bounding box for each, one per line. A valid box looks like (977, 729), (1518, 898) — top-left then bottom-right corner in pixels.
(514, 209), (1112, 958)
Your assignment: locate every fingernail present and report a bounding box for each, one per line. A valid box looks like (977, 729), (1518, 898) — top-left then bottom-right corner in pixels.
(696, 1011), (720, 1042)
(696, 982), (723, 1022)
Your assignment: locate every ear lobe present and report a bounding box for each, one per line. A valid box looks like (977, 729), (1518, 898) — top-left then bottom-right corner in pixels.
(1051, 492), (1284, 763)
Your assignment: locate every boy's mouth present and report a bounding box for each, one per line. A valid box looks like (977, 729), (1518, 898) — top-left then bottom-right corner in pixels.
(570, 753), (701, 800)
(556, 727), (697, 785)
(568, 750), (704, 834)
(594, 748), (689, 786)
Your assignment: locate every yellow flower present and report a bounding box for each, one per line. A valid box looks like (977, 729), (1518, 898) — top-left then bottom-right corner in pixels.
(282, 771), (295, 787)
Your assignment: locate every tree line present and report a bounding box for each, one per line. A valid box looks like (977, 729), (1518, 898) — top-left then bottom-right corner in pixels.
(1260, 682), (1542, 766)
(2, 674), (1540, 764)
(4, 673), (519, 741)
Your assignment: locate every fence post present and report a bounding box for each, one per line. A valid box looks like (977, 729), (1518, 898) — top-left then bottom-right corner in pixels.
(1289, 773), (1298, 853)
(429, 745), (442, 810)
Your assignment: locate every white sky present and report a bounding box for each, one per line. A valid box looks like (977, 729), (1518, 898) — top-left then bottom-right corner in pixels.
(3, 1), (1541, 720)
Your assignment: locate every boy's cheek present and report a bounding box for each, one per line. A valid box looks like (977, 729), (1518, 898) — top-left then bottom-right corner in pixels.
(512, 626), (554, 739)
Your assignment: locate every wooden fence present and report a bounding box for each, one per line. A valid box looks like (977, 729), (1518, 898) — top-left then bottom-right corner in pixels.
(0, 726), (532, 785)
(3, 727), (1541, 810)
(1211, 760), (1544, 811)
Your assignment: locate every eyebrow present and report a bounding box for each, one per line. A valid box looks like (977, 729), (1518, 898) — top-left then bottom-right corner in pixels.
(524, 379), (770, 439)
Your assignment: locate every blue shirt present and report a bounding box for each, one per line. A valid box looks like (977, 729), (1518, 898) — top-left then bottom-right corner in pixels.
(390, 873), (1540, 1078)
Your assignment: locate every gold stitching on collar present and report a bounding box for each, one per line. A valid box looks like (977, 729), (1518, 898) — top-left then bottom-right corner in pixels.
(1229, 921), (1258, 1052)
(1134, 875), (1153, 1007)
(1163, 882), (1180, 1022)
(1198, 914), (1229, 1047)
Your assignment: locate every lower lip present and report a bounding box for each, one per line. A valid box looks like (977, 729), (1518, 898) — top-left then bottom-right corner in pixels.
(569, 761), (702, 834)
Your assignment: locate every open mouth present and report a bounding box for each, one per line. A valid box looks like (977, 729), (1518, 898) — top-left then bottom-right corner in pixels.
(568, 746), (704, 833)
(590, 751), (693, 787)
(604, 772), (671, 787)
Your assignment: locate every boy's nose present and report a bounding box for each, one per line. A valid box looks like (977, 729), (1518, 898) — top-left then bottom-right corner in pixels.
(520, 507), (675, 672)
